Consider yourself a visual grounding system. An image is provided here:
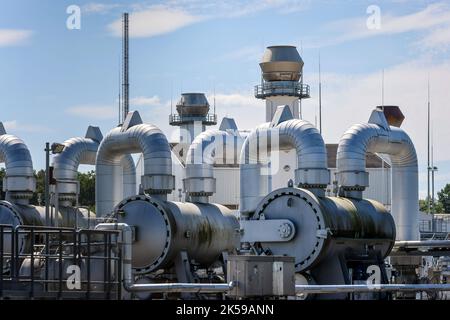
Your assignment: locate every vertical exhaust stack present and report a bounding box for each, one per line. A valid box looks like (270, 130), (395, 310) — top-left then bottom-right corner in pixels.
(336, 106), (419, 241)
(239, 106), (329, 216)
(184, 117), (243, 203)
(96, 111), (174, 217)
(0, 122), (35, 204)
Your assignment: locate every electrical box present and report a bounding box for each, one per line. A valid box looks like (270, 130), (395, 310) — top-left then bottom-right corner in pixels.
(227, 255), (295, 298)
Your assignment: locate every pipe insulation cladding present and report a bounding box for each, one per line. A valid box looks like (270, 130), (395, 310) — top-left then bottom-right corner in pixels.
(52, 126), (135, 204)
(336, 108), (418, 241)
(113, 195), (240, 274)
(184, 118), (244, 203)
(95, 111), (174, 217)
(252, 187), (396, 272)
(239, 106), (329, 215)
(0, 122), (36, 202)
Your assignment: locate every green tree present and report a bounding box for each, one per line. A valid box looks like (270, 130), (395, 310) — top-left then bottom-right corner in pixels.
(77, 170), (95, 212)
(419, 196), (444, 214)
(30, 169), (45, 205)
(437, 184), (450, 213)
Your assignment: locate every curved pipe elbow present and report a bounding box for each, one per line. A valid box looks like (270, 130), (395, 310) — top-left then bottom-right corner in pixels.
(52, 137), (99, 182)
(239, 120), (329, 214)
(96, 123), (174, 216)
(336, 122), (418, 241)
(0, 133), (35, 199)
(184, 129), (243, 202)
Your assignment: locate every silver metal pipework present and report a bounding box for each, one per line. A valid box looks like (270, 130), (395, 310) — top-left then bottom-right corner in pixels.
(295, 284), (450, 294)
(95, 111), (174, 217)
(53, 126), (135, 201)
(52, 126), (103, 202)
(336, 108), (418, 240)
(184, 118), (243, 203)
(95, 223), (234, 294)
(239, 106), (329, 215)
(0, 123), (35, 203)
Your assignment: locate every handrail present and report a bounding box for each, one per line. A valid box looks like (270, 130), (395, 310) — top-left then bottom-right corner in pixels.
(254, 82), (310, 98)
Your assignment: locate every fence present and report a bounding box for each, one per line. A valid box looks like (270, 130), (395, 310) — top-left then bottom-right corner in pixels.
(0, 224), (122, 299)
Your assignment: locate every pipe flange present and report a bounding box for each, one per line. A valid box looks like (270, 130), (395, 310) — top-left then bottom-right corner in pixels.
(0, 200), (25, 253)
(9, 192), (33, 200)
(114, 195), (172, 274)
(253, 187), (327, 272)
(57, 193), (77, 201)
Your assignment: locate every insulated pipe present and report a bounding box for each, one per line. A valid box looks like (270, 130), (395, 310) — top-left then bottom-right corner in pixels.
(184, 128), (243, 203)
(95, 223), (234, 294)
(0, 123), (35, 204)
(295, 284), (450, 294)
(394, 240), (450, 249)
(336, 115), (418, 241)
(95, 112), (174, 217)
(239, 119), (329, 215)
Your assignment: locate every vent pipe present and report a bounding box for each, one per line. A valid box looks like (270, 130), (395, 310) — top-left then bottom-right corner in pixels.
(184, 117), (243, 203)
(96, 111), (174, 216)
(0, 123), (35, 204)
(239, 106), (329, 216)
(336, 107), (418, 241)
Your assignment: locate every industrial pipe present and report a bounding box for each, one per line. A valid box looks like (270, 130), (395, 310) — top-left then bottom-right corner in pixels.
(94, 223), (234, 294)
(394, 240), (450, 248)
(184, 119), (243, 203)
(240, 106), (329, 215)
(295, 284), (450, 294)
(95, 111), (174, 217)
(0, 122), (35, 204)
(336, 108), (418, 240)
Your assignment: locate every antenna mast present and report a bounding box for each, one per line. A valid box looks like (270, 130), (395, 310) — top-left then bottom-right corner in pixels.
(427, 77), (431, 214)
(122, 12), (129, 121)
(381, 69), (385, 109)
(318, 52), (322, 134)
(118, 59), (122, 125)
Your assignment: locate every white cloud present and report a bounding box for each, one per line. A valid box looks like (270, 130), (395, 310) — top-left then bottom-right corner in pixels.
(83, 3), (121, 14)
(130, 95), (162, 107)
(300, 56), (450, 165)
(104, 0), (308, 38)
(0, 29), (33, 47)
(108, 5), (203, 38)
(66, 105), (116, 120)
(215, 45), (262, 63)
(2, 120), (52, 133)
(419, 25), (450, 49)
(308, 2), (450, 48)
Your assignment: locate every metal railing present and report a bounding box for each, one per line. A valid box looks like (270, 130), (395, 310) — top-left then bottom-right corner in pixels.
(0, 224), (122, 300)
(254, 82), (310, 99)
(169, 113), (217, 125)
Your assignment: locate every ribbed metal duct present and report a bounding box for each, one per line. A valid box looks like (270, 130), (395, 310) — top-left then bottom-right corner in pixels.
(0, 123), (35, 203)
(95, 111), (174, 217)
(239, 106), (329, 215)
(184, 119), (243, 203)
(336, 109), (418, 241)
(52, 126), (135, 204)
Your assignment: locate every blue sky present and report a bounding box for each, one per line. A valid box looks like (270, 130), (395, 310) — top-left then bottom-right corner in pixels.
(1, 0), (450, 199)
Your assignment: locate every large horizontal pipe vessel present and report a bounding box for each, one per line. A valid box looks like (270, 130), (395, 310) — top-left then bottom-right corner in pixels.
(112, 195), (240, 274)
